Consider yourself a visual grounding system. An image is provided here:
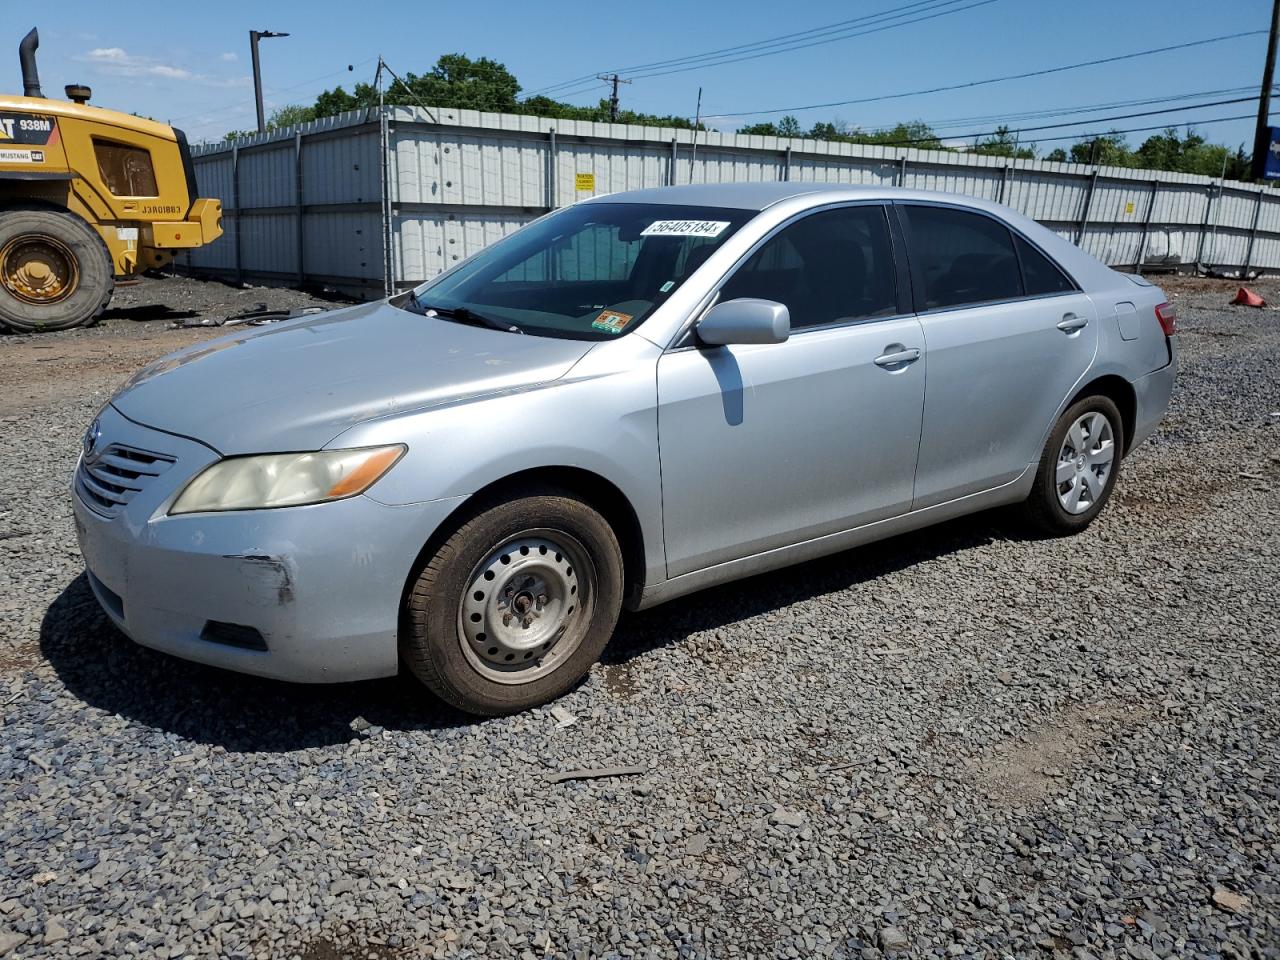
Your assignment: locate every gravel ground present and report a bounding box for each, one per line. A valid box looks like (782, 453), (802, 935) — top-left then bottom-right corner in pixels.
(0, 275), (1276, 959)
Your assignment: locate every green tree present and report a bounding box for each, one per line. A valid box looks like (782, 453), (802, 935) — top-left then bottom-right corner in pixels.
(308, 55), (694, 128)
(224, 104), (319, 141)
(848, 121), (944, 150)
(1069, 132), (1133, 167)
(1045, 147), (1068, 162)
(971, 125), (1035, 159)
(776, 115), (802, 137)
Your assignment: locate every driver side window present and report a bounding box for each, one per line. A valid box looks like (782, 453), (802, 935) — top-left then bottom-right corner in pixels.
(718, 205), (898, 329)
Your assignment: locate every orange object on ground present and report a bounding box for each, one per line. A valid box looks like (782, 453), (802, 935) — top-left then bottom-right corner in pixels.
(1231, 287), (1267, 307)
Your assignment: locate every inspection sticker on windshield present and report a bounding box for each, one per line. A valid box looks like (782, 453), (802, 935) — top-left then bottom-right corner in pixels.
(640, 219), (730, 238)
(591, 309), (634, 334)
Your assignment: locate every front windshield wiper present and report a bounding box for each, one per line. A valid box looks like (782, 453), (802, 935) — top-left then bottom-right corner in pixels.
(413, 296), (522, 334)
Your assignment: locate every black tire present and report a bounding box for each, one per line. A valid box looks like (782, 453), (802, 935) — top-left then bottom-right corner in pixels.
(0, 205), (114, 333)
(402, 487), (624, 716)
(1019, 394), (1125, 536)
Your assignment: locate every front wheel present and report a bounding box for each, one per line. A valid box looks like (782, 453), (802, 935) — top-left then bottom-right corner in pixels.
(1019, 395), (1124, 536)
(0, 206), (114, 332)
(402, 488), (624, 715)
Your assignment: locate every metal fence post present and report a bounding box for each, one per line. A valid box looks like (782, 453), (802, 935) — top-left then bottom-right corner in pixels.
(1134, 179), (1159, 276)
(897, 155), (908, 187)
(1077, 169), (1098, 247)
(231, 142), (242, 286)
(998, 164), (1011, 204)
(547, 129), (558, 209)
(378, 107), (393, 297)
(1243, 188), (1265, 278)
(1194, 181), (1215, 269)
(782, 145), (791, 182)
(294, 130), (305, 286)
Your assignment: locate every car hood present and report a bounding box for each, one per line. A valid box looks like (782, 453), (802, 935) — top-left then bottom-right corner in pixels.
(111, 300), (596, 454)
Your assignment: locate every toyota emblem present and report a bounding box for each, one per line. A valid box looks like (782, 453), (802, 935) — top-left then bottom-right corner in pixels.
(83, 418), (101, 458)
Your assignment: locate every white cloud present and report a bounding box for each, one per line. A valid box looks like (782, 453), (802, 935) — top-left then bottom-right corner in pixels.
(78, 46), (249, 87)
(219, 52), (237, 62)
(82, 47), (192, 79)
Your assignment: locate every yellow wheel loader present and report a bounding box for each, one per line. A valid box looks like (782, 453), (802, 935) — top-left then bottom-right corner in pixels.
(0, 29), (223, 332)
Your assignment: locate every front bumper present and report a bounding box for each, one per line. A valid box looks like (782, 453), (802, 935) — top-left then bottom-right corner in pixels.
(73, 404), (464, 683)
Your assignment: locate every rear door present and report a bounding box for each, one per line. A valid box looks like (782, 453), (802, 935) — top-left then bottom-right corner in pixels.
(656, 203), (927, 578)
(899, 203), (1098, 508)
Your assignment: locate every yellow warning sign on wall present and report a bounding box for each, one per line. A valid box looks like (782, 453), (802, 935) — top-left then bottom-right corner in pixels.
(1124, 201), (1136, 216)
(575, 173), (596, 192)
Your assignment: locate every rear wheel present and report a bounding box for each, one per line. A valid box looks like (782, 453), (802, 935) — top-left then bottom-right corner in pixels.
(403, 488), (623, 715)
(1019, 395), (1124, 535)
(0, 207), (114, 332)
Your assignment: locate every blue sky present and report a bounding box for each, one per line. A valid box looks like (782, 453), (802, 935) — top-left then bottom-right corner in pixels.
(7, 0), (1276, 151)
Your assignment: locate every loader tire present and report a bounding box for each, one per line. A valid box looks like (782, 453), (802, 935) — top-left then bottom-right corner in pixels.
(0, 206), (114, 333)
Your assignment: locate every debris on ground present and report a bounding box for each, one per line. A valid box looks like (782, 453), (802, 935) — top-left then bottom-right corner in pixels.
(1213, 887), (1250, 914)
(167, 301), (326, 329)
(549, 706), (578, 728)
(1230, 286), (1267, 307)
(544, 765), (647, 784)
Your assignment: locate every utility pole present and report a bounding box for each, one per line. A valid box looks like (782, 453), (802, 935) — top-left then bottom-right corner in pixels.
(597, 73), (631, 122)
(1252, 0), (1280, 180)
(689, 87), (703, 182)
(250, 29), (290, 134)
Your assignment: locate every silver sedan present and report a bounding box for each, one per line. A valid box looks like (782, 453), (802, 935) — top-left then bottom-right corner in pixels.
(73, 184), (1177, 714)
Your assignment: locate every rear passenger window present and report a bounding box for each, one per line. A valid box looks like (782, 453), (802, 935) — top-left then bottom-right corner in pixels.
(903, 205), (1022, 310)
(1014, 234), (1075, 295)
(719, 205), (897, 329)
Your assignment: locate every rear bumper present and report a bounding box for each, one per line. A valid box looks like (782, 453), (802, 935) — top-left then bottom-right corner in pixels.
(147, 198), (223, 249)
(1130, 339), (1178, 450)
(72, 405), (464, 683)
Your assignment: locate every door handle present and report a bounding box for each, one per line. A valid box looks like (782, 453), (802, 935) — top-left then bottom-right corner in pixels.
(873, 346), (922, 367)
(1057, 314), (1089, 333)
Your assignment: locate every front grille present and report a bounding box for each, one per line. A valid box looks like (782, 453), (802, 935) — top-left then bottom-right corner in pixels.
(76, 444), (176, 517)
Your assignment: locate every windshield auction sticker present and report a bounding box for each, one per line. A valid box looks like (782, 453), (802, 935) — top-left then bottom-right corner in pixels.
(591, 309), (634, 334)
(640, 220), (730, 238)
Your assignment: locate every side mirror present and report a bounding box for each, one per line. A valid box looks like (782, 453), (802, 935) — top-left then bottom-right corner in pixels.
(696, 298), (790, 346)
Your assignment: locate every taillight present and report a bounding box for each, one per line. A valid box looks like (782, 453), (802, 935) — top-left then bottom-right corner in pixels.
(1154, 302), (1177, 337)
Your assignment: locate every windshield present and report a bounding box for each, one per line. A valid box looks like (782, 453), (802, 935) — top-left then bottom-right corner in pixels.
(408, 202), (755, 339)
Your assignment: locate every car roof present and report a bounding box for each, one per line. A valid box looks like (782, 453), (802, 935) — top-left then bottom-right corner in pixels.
(587, 182), (996, 212)
(585, 182), (1119, 289)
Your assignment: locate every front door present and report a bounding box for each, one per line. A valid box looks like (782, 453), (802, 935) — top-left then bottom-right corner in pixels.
(656, 204), (927, 579)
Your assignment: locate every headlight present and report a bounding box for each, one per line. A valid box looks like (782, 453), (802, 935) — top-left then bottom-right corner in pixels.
(169, 445), (405, 515)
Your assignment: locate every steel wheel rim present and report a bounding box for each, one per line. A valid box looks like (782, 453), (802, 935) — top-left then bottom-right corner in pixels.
(0, 234), (79, 304)
(457, 529), (594, 685)
(1056, 411), (1115, 515)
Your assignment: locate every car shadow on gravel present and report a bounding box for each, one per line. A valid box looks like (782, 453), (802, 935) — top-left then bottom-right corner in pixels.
(41, 510), (1021, 750)
(603, 509), (1019, 667)
(39, 574), (473, 753)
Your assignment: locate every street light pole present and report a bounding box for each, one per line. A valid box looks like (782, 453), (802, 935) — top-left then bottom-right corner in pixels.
(250, 30), (290, 134)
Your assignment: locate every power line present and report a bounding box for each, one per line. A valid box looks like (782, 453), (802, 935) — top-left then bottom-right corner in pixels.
(913, 85), (1266, 129)
(837, 112), (1256, 150)
(1020, 114), (1255, 147)
(711, 30), (1268, 118)
(169, 56), (378, 126)
(529, 0), (971, 95)
(621, 0), (998, 84)
(921, 95), (1262, 140)
(528, 0), (995, 97)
